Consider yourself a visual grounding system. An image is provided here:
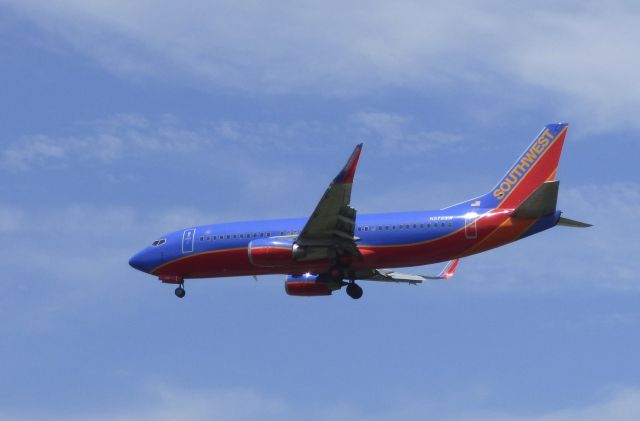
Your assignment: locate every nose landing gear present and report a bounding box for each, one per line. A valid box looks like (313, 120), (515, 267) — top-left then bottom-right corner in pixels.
(174, 283), (186, 298)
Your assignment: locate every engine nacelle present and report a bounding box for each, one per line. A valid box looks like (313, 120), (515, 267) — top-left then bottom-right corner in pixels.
(284, 274), (342, 297)
(247, 238), (305, 268)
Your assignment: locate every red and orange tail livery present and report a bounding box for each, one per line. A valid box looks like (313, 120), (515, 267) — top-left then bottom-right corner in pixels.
(487, 123), (568, 209)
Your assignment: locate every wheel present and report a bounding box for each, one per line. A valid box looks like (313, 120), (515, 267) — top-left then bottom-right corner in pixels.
(346, 282), (363, 300)
(175, 286), (186, 298)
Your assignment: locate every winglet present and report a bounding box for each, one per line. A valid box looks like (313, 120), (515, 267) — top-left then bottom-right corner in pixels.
(438, 259), (460, 279)
(422, 259), (460, 280)
(333, 143), (363, 184)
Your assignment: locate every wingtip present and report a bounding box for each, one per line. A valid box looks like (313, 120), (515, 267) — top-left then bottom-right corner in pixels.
(441, 258), (460, 279)
(333, 143), (363, 184)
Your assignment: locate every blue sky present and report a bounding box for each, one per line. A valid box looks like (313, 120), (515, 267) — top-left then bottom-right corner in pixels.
(1, 1), (639, 419)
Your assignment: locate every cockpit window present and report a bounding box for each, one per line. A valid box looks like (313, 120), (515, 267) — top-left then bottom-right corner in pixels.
(151, 238), (166, 247)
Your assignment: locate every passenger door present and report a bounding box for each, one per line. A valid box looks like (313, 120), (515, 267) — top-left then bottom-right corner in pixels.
(182, 229), (196, 253)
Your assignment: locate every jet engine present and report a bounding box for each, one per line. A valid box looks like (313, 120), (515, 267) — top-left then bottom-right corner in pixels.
(284, 274), (343, 296)
(247, 238), (306, 268)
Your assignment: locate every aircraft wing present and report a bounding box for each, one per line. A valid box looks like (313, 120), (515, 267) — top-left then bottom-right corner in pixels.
(361, 259), (460, 284)
(296, 144), (363, 261)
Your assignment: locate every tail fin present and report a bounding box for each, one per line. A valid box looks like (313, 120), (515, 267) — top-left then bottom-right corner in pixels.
(448, 123), (569, 211)
(488, 123), (568, 209)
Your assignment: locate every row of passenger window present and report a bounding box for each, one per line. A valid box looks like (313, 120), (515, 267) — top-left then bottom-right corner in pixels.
(357, 221), (453, 232)
(200, 230), (300, 242)
(199, 221), (453, 242)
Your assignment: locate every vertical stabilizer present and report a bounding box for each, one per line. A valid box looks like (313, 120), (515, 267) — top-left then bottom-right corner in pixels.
(447, 123), (568, 211)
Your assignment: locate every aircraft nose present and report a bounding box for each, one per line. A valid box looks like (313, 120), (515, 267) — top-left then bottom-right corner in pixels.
(129, 249), (157, 273)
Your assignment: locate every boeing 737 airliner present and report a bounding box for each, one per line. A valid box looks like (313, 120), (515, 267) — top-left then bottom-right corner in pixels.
(129, 123), (590, 299)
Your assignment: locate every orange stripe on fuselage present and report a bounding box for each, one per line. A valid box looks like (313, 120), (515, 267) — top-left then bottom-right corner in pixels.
(460, 215), (538, 257)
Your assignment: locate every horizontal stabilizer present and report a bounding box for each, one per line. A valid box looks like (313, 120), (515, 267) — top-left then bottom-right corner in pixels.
(512, 181), (559, 219)
(364, 259), (460, 284)
(557, 217), (592, 228)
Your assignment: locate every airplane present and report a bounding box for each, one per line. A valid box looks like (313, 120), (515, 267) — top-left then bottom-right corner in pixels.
(129, 123), (591, 299)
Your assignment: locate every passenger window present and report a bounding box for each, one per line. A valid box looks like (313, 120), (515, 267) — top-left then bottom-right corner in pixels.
(420, 224), (424, 228)
(267, 232), (271, 237)
(385, 226), (389, 230)
(213, 236), (217, 240)
(378, 226), (382, 231)
(364, 226), (369, 231)
(260, 233), (264, 237)
(226, 234), (230, 239)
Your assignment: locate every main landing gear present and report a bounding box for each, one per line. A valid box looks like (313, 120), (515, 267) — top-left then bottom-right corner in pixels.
(174, 283), (186, 298)
(329, 265), (363, 300)
(346, 281), (363, 300)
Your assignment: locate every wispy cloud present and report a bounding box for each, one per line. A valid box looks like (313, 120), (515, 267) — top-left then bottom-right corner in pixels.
(3, 384), (640, 421)
(3, 1), (640, 129)
(0, 114), (204, 171)
(0, 114), (308, 171)
(469, 388), (640, 421)
(1, 112), (462, 171)
(350, 112), (462, 154)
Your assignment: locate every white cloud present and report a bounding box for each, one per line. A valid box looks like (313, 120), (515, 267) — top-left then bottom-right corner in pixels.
(0, 114), (298, 171)
(3, 384), (640, 421)
(1, 111), (462, 171)
(3, 1), (640, 129)
(0, 114), (202, 171)
(469, 388), (640, 421)
(0, 386), (293, 421)
(351, 111), (461, 154)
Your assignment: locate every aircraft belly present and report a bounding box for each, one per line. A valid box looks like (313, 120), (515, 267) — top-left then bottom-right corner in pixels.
(153, 247), (335, 279)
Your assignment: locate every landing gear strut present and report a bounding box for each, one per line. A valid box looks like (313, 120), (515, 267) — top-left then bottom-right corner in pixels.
(346, 282), (363, 300)
(174, 283), (186, 298)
